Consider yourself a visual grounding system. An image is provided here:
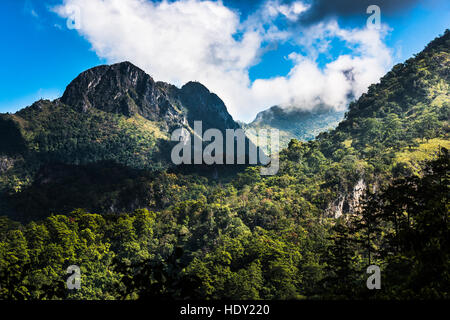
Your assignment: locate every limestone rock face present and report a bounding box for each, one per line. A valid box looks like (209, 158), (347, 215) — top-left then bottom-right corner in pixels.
(326, 178), (367, 218)
(0, 156), (15, 173)
(61, 61), (239, 132)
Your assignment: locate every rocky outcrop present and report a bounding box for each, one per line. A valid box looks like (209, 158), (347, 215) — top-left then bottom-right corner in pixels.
(326, 178), (367, 218)
(0, 156), (15, 173)
(60, 61), (239, 132)
(180, 81), (239, 131)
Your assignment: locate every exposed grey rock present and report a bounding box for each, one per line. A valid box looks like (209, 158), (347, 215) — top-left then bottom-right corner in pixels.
(0, 156), (15, 173)
(327, 178), (367, 218)
(61, 61), (239, 132)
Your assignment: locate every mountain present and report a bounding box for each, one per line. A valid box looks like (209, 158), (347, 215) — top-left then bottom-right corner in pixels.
(60, 61), (238, 131)
(308, 29), (450, 217)
(0, 30), (449, 300)
(243, 105), (345, 148)
(0, 62), (241, 194)
(1, 30), (449, 219)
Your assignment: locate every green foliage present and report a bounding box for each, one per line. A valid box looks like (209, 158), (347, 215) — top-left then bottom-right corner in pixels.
(0, 31), (449, 300)
(0, 101), (172, 194)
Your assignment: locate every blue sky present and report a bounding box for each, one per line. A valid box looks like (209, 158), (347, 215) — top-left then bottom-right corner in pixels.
(0, 0), (449, 121)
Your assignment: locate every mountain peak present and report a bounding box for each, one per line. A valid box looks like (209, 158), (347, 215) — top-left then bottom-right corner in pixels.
(107, 61), (148, 78)
(60, 61), (156, 115)
(181, 81), (210, 94)
(180, 81), (238, 131)
(245, 104), (345, 147)
(57, 61), (240, 133)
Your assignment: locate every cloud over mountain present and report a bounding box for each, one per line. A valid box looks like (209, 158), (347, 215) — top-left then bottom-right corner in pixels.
(54, 0), (393, 122)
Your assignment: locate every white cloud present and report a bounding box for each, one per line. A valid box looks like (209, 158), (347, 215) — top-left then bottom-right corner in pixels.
(54, 0), (393, 122)
(261, 0), (309, 21)
(250, 21), (393, 112)
(276, 1), (310, 21)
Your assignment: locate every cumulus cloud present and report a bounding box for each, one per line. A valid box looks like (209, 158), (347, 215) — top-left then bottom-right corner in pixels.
(53, 0), (393, 122)
(263, 0), (310, 21)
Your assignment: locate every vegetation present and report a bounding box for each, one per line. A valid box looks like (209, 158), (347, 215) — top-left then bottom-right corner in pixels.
(0, 30), (449, 300)
(0, 150), (447, 299)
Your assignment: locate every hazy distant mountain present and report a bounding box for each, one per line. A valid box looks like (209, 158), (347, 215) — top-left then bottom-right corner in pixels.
(61, 61), (239, 131)
(243, 105), (345, 148)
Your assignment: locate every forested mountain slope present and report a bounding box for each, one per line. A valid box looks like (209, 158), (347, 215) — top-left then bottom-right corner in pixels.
(0, 30), (448, 300)
(0, 62), (241, 195)
(282, 28), (450, 217)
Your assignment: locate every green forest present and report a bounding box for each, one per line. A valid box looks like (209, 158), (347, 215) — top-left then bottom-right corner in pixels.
(0, 30), (449, 300)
